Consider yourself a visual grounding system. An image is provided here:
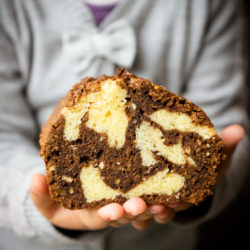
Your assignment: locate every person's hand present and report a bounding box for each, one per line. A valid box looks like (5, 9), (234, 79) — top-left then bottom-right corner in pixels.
(165, 124), (245, 213)
(216, 124), (245, 181)
(29, 174), (174, 231)
(30, 125), (245, 231)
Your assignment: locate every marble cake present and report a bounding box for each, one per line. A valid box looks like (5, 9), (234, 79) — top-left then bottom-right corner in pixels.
(40, 68), (225, 209)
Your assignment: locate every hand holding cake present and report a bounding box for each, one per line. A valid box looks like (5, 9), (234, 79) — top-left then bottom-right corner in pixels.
(30, 68), (244, 230)
(30, 123), (244, 230)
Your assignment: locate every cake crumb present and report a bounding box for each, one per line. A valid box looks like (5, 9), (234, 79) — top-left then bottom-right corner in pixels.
(49, 165), (56, 171)
(99, 162), (104, 169)
(62, 175), (73, 183)
(131, 103), (136, 110)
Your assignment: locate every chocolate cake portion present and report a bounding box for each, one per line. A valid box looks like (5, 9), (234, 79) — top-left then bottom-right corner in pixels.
(40, 68), (225, 209)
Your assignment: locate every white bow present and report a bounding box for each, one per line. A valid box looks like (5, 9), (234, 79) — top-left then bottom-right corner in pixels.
(63, 19), (136, 74)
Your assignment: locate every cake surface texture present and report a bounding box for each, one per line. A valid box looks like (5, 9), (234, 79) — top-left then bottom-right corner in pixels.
(40, 68), (225, 209)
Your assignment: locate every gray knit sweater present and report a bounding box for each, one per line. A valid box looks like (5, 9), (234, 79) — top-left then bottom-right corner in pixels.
(0, 0), (249, 250)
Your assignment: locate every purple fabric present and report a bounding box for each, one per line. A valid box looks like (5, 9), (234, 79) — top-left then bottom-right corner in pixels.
(85, 2), (117, 26)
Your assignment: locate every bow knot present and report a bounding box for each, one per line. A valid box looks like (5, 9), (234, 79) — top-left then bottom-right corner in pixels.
(63, 19), (136, 75)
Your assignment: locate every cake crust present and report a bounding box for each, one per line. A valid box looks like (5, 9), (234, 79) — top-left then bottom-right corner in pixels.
(40, 68), (225, 209)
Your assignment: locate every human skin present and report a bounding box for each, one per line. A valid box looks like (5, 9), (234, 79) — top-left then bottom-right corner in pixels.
(29, 124), (245, 231)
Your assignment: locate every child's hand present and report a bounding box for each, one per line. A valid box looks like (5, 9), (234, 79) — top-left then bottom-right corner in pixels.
(162, 124), (246, 214)
(29, 125), (244, 231)
(216, 124), (245, 181)
(29, 175), (174, 231)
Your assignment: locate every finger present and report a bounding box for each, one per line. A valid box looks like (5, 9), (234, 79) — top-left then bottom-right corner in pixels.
(98, 203), (125, 221)
(51, 203), (124, 230)
(149, 204), (165, 214)
(173, 203), (192, 212)
(109, 217), (130, 228)
(99, 204), (128, 229)
(48, 207), (105, 230)
(134, 212), (152, 221)
(30, 175), (125, 230)
(29, 174), (58, 220)
(30, 174), (88, 229)
(166, 203), (181, 209)
(123, 197), (147, 217)
(132, 204), (166, 222)
(218, 125), (245, 180)
(79, 208), (114, 230)
(220, 125), (245, 153)
(131, 218), (153, 230)
(154, 207), (174, 224)
(48, 203), (125, 230)
(110, 210), (152, 228)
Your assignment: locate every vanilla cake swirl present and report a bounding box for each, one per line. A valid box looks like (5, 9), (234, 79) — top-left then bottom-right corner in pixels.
(40, 68), (225, 209)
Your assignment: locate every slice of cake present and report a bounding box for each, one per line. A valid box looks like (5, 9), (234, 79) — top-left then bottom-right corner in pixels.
(40, 68), (225, 209)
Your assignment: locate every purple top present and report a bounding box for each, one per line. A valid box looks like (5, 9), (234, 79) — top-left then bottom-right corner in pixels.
(85, 2), (117, 26)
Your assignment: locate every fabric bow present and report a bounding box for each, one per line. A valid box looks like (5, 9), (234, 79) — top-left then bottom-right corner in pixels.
(63, 19), (136, 74)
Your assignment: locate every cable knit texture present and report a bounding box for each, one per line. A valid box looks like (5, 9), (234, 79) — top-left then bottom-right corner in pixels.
(0, 0), (249, 250)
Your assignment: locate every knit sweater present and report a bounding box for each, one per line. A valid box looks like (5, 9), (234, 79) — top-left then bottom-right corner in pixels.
(0, 0), (249, 250)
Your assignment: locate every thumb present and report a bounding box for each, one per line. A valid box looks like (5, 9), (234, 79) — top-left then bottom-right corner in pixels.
(220, 124), (245, 153)
(29, 174), (57, 220)
(217, 125), (245, 181)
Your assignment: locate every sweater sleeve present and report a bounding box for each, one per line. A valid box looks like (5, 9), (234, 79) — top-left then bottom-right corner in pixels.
(0, 6), (106, 247)
(172, 0), (250, 227)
